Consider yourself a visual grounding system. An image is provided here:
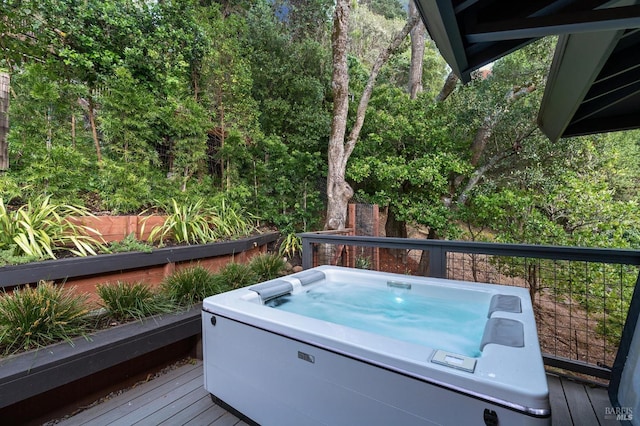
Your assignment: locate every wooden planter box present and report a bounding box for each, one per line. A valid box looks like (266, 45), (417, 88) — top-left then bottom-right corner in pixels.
(0, 232), (279, 304)
(0, 232), (279, 421)
(68, 215), (167, 242)
(0, 305), (202, 422)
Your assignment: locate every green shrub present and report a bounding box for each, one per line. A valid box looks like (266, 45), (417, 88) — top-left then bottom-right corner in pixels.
(0, 282), (89, 355)
(160, 265), (219, 307)
(210, 198), (257, 239)
(0, 246), (39, 266)
(355, 256), (372, 270)
(278, 233), (302, 259)
(106, 233), (153, 254)
(96, 281), (174, 322)
(90, 158), (159, 214)
(145, 198), (256, 246)
(214, 262), (258, 291)
(0, 196), (104, 260)
(146, 199), (218, 246)
(250, 253), (286, 282)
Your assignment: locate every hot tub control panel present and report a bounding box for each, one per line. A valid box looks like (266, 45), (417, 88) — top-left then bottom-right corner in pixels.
(431, 349), (477, 373)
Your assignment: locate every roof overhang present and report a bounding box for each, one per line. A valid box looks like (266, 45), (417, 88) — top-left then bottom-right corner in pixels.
(414, 0), (640, 140)
(539, 27), (640, 140)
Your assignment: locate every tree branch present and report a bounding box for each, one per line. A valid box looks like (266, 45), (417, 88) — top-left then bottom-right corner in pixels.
(435, 71), (459, 102)
(341, 12), (420, 172)
(456, 126), (537, 206)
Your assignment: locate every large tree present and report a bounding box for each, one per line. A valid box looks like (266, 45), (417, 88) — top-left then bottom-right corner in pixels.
(0, 72), (8, 171)
(325, 0), (419, 230)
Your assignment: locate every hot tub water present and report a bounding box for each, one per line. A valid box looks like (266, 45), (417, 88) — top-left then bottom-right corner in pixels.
(266, 280), (488, 357)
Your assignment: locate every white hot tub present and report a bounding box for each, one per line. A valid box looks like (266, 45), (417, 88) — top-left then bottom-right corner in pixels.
(202, 265), (551, 425)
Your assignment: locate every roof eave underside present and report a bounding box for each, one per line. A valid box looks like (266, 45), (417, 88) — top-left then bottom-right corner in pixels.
(415, 0), (640, 140)
(539, 27), (640, 141)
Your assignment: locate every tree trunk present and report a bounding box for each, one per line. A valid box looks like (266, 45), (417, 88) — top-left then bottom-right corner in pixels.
(456, 126), (535, 205)
(0, 73), (9, 171)
(435, 71), (459, 102)
(453, 84), (536, 202)
(325, 3), (419, 230)
(417, 227), (438, 276)
(385, 207), (408, 261)
(325, 0), (352, 231)
(88, 97), (102, 163)
(71, 113), (76, 147)
(408, 1), (425, 99)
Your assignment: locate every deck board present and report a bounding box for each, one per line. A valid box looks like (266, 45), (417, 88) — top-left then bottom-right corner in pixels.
(157, 394), (213, 425)
(180, 403), (229, 426)
(56, 362), (205, 426)
(52, 360), (617, 426)
(585, 383), (615, 425)
(547, 375), (573, 426)
(562, 376), (599, 425)
(127, 379), (207, 425)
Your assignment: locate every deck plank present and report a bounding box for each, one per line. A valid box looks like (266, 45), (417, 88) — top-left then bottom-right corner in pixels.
(58, 363), (203, 426)
(548, 375), (573, 426)
(52, 359), (616, 426)
(561, 377), (602, 426)
(181, 403), (228, 426)
(157, 394), (213, 425)
(586, 383), (616, 425)
(109, 376), (204, 425)
(130, 384), (209, 425)
(211, 411), (244, 426)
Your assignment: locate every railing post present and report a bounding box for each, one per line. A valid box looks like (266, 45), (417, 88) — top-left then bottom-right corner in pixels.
(429, 247), (447, 278)
(301, 236), (313, 269)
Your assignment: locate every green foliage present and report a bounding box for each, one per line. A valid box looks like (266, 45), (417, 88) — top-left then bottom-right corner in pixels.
(0, 197), (103, 260)
(147, 199), (219, 246)
(355, 256), (372, 270)
(350, 86), (468, 237)
(361, 0), (406, 20)
(160, 266), (219, 307)
(158, 96), (210, 192)
(0, 282), (89, 355)
(0, 248), (40, 267)
(90, 159), (161, 214)
(147, 198), (255, 246)
(0, 175), (23, 205)
(244, 136), (325, 231)
(350, 3), (405, 68)
(210, 197), (257, 239)
(7, 144), (96, 206)
(279, 233), (302, 259)
(97, 281), (174, 322)
(214, 262), (258, 291)
(250, 253), (286, 282)
(98, 67), (157, 164)
(106, 233), (153, 254)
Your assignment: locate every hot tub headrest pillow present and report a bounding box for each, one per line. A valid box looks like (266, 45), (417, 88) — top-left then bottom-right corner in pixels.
(488, 294), (522, 317)
(294, 270), (326, 286)
(250, 280), (294, 302)
(480, 318), (524, 350)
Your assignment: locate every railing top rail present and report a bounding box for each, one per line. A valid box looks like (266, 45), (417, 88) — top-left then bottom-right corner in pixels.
(298, 232), (640, 265)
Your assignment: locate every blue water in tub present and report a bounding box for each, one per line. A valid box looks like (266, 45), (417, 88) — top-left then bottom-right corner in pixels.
(266, 281), (488, 357)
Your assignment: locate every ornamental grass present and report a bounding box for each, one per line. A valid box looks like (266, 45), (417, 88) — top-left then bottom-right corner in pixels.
(0, 282), (89, 355)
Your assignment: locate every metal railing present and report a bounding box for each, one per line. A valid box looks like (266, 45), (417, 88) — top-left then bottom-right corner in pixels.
(299, 233), (640, 380)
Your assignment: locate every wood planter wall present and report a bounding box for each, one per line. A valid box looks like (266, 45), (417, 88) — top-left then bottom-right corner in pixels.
(0, 231), (279, 423)
(0, 232), (279, 304)
(68, 215), (166, 242)
(0, 305), (202, 423)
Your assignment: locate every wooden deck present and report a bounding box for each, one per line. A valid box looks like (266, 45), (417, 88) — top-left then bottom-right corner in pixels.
(54, 360), (617, 426)
(55, 361), (248, 426)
